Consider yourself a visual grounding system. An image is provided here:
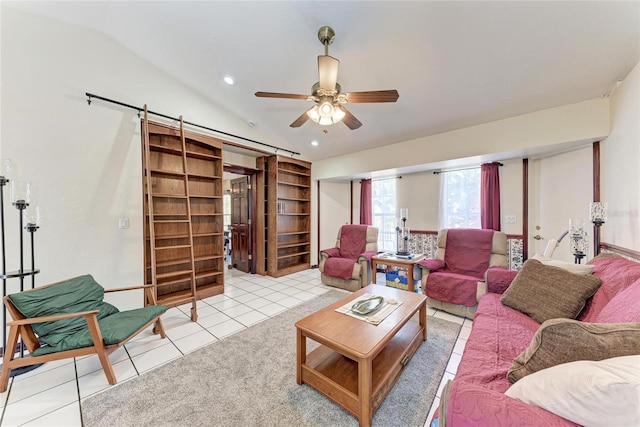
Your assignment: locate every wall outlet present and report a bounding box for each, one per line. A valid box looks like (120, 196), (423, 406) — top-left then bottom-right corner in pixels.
(118, 217), (130, 229)
(506, 215), (517, 224)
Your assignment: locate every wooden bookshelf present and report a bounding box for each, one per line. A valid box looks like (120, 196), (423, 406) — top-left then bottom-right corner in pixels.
(265, 156), (311, 277)
(142, 119), (224, 319)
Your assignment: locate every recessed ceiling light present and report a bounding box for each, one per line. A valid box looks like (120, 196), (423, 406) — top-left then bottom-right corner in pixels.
(311, 140), (319, 146)
(223, 75), (235, 85)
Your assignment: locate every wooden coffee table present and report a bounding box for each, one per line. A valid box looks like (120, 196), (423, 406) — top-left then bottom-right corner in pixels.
(295, 284), (427, 427)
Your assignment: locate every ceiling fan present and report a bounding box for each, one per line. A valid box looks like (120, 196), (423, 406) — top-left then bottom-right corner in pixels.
(255, 26), (399, 130)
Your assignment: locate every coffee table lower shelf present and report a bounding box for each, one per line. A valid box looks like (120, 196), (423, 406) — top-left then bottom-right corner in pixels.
(299, 319), (423, 422)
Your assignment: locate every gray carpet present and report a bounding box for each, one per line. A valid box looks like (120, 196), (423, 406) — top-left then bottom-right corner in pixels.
(82, 290), (461, 427)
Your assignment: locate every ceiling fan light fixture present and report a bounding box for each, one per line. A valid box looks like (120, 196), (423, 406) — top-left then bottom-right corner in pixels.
(332, 105), (346, 123)
(318, 116), (333, 126)
(319, 100), (334, 116)
(307, 102), (344, 125)
(306, 105), (320, 122)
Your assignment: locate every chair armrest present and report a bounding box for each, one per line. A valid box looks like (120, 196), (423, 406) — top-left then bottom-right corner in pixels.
(104, 284), (154, 293)
(485, 267), (518, 294)
(320, 247), (340, 258)
(438, 381), (577, 427)
(358, 251), (377, 263)
(417, 259), (445, 272)
(104, 284), (163, 307)
(7, 310), (100, 326)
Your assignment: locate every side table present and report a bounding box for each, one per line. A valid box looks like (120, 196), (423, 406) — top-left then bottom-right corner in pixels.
(371, 254), (425, 292)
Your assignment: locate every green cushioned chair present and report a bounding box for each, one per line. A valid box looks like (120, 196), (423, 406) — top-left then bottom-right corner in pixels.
(0, 274), (168, 392)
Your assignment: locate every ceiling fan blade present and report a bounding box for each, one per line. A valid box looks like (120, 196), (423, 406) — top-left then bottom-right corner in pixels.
(255, 92), (309, 100)
(339, 106), (362, 130)
(290, 108), (312, 128)
(344, 90), (399, 103)
(318, 55), (339, 91)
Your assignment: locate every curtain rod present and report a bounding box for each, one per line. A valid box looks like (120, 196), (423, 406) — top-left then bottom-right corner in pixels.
(359, 176), (401, 183)
(85, 92), (300, 157)
(433, 163), (503, 175)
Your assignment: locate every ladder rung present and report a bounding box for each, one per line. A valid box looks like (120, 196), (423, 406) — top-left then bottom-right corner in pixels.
(194, 255), (224, 262)
(187, 173), (219, 180)
(186, 150), (221, 161)
(149, 168), (185, 177)
(155, 244), (192, 250)
(152, 194), (188, 199)
(150, 234), (190, 241)
(156, 269), (193, 280)
(155, 277), (192, 288)
(195, 269), (223, 279)
(149, 144), (182, 156)
(157, 292), (196, 307)
(151, 258), (191, 268)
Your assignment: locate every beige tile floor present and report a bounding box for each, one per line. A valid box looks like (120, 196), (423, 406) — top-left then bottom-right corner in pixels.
(0, 269), (470, 426)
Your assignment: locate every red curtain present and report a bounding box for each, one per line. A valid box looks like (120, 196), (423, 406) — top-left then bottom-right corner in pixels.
(359, 179), (372, 225)
(481, 162), (501, 231)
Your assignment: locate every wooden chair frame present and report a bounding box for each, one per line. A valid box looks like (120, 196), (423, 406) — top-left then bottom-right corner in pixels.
(0, 280), (166, 393)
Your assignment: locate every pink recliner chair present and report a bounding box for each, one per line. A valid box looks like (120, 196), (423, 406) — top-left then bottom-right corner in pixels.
(418, 228), (508, 318)
(319, 225), (378, 292)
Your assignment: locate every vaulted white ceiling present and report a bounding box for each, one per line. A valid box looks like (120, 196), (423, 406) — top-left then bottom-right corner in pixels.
(7, 1), (640, 161)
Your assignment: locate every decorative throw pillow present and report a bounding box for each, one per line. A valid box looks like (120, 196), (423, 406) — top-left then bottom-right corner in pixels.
(595, 278), (640, 323)
(506, 355), (640, 427)
(500, 259), (601, 323)
(531, 253), (595, 275)
(507, 318), (640, 383)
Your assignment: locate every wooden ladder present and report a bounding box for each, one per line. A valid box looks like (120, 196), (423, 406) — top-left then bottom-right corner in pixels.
(142, 107), (198, 321)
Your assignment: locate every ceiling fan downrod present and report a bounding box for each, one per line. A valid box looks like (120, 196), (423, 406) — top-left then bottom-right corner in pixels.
(317, 26), (335, 56)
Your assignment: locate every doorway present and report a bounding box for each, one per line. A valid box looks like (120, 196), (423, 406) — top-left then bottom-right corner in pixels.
(223, 165), (259, 274)
(230, 176), (250, 272)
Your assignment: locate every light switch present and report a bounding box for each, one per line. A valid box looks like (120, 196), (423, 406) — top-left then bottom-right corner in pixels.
(506, 215), (517, 224)
(119, 217), (130, 229)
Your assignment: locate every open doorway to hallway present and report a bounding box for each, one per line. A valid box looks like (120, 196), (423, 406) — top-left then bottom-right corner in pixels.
(223, 166), (258, 274)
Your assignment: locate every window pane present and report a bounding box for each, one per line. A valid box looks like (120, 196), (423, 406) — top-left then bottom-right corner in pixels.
(441, 169), (480, 229)
(372, 179), (397, 251)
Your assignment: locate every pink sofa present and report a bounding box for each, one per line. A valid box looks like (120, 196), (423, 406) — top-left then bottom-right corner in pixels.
(432, 253), (640, 426)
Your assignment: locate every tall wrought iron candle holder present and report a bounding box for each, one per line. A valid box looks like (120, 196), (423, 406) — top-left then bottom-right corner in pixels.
(590, 202), (607, 256)
(25, 206), (41, 290)
(569, 219), (588, 264)
(0, 160), (41, 376)
(396, 208), (410, 255)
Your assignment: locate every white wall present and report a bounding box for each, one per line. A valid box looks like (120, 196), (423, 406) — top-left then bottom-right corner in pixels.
(602, 62), (640, 251)
(223, 151), (260, 170)
(313, 98), (609, 181)
(500, 160), (523, 236)
(318, 182), (350, 254)
(351, 181), (361, 225)
(0, 7), (283, 308)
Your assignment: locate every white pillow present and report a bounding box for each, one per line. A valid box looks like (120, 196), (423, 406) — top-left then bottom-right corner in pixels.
(505, 355), (640, 427)
(531, 253), (595, 275)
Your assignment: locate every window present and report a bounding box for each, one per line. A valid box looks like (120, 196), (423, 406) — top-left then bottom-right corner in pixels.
(372, 178), (397, 251)
(440, 169), (481, 229)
